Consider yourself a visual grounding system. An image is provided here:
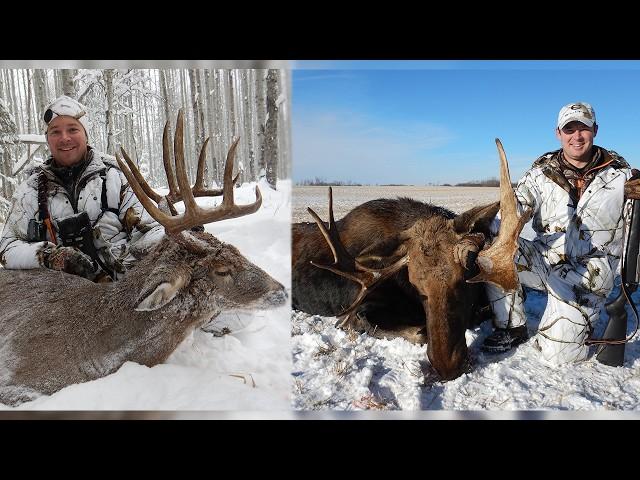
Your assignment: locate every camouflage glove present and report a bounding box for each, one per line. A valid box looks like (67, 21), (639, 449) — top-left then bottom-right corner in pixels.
(453, 233), (485, 270)
(40, 245), (97, 280)
(624, 168), (640, 200)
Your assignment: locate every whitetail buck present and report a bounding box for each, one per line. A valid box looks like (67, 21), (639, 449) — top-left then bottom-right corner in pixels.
(292, 139), (530, 380)
(0, 111), (287, 406)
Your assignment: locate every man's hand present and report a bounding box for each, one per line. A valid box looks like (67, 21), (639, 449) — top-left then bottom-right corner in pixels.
(625, 168), (640, 200)
(453, 233), (485, 270)
(40, 245), (97, 280)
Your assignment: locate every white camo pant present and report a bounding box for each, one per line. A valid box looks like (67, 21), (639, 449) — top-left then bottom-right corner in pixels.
(485, 237), (605, 365)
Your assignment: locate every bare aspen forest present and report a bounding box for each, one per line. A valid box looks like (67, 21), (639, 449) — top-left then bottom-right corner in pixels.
(0, 68), (292, 222)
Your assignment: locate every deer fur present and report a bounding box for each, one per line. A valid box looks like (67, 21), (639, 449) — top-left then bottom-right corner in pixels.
(0, 109), (288, 407)
(0, 230), (286, 406)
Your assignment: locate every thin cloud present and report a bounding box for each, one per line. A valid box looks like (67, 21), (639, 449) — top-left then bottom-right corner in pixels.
(293, 109), (455, 184)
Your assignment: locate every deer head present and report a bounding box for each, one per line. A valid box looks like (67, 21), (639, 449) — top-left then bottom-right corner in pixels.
(0, 110), (286, 406)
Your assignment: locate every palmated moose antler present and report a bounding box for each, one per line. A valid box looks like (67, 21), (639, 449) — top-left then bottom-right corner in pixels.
(116, 109), (261, 235)
(466, 138), (532, 291)
(307, 187), (409, 328)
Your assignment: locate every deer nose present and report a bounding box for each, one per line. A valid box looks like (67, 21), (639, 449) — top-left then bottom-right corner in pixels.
(264, 289), (288, 306)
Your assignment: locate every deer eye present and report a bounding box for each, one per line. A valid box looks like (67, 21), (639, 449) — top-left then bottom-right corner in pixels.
(213, 268), (232, 277)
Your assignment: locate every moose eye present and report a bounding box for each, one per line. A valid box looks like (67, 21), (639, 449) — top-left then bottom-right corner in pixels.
(214, 268), (232, 277)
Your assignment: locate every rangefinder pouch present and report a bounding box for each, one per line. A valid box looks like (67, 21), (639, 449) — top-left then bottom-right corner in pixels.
(56, 211), (99, 263)
(26, 218), (46, 242)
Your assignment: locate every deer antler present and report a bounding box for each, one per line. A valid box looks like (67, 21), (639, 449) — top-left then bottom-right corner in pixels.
(308, 187), (409, 328)
(161, 124), (240, 205)
(116, 109), (261, 235)
(119, 123), (239, 217)
(467, 138), (532, 291)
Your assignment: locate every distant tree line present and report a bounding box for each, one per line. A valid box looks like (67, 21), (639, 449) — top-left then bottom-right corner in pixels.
(454, 177), (500, 187)
(296, 177), (362, 186)
(295, 176), (513, 187)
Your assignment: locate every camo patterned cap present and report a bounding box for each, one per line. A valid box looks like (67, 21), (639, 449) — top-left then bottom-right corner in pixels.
(557, 102), (596, 130)
(43, 95), (89, 135)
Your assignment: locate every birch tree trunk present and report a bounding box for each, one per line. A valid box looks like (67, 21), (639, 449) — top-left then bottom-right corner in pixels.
(214, 69), (226, 185)
(177, 69), (192, 180)
(24, 70), (33, 134)
(203, 69), (218, 184)
(226, 70), (238, 181)
(159, 69), (173, 168)
(143, 88), (155, 184)
(9, 71), (22, 134)
(32, 69), (48, 123)
(255, 69), (267, 176)
(264, 69), (279, 188)
(243, 70), (256, 180)
(104, 69), (115, 155)
(60, 69), (76, 97)
(0, 98), (18, 202)
(278, 69), (292, 180)
(189, 69), (207, 186)
(122, 70), (138, 163)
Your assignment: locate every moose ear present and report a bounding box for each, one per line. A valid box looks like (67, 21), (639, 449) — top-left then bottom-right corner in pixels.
(135, 274), (188, 311)
(453, 201), (500, 235)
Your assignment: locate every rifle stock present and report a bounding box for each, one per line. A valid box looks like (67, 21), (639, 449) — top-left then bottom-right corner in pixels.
(598, 290), (630, 366)
(596, 198), (640, 366)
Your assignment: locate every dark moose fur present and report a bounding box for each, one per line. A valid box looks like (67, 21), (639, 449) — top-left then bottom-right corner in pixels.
(292, 196), (499, 380)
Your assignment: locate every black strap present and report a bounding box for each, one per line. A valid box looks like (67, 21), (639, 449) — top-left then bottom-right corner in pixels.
(100, 170), (119, 215)
(37, 171), (49, 222)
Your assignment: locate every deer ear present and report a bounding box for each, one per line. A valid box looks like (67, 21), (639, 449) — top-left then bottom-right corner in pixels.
(453, 201), (500, 235)
(135, 275), (188, 311)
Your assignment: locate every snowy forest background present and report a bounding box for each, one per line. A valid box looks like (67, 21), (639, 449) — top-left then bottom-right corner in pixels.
(0, 68), (292, 222)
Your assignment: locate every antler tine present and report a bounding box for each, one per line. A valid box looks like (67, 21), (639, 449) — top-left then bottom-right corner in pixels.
(193, 137), (211, 191)
(168, 128), (262, 233)
(116, 151), (173, 227)
(467, 138), (532, 291)
(162, 120), (180, 200)
(307, 187), (353, 270)
(334, 254), (408, 326)
(328, 184), (336, 225)
(308, 187), (409, 327)
(173, 110), (199, 214)
(496, 138), (517, 222)
(168, 135), (236, 200)
(222, 137), (240, 207)
(118, 147), (162, 203)
(122, 111), (262, 236)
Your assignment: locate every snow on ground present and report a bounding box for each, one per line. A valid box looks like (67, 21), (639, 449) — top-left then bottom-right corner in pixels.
(292, 288), (640, 412)
(291, 186), (640, 412)
(293, 185), (500, 223)
(1, 178), (292, 411)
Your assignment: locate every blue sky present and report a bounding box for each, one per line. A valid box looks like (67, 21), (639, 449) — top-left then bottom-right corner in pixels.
(291, 61), (640, 185)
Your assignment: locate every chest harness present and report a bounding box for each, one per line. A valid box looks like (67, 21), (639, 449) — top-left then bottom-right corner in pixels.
(33, 168), (119, 278)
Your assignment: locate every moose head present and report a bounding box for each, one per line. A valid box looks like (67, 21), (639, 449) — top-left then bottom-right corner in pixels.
(302, 139), (531, 380)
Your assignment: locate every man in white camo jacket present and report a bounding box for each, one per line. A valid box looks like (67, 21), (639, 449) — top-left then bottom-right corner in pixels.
(464, 102), (640, 364)
(0, 95), (163, 281)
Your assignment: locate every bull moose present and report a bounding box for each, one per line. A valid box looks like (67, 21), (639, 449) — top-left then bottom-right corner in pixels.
(292, 139), (530, 380)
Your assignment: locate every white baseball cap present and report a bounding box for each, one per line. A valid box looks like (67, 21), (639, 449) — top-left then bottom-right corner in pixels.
(43, 95), (89, 135)
(557, 102), (596, 130)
